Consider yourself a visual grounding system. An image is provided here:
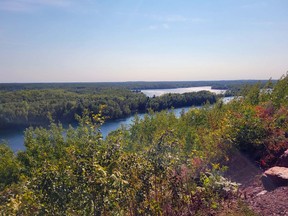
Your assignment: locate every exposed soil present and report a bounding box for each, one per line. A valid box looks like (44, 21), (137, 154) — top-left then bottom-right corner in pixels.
(225, 151), (288, 216)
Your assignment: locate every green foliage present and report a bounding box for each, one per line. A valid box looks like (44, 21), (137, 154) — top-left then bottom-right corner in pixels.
(271, 73), (288, 107)
(0, 144), (20, 191)
(3, 111), (128, 215)
(0, 87), (218, 130)
(0, 75), (287, 215)
(224, 74), (288, 165)
(146, 91), (217, 111)
(0, 80), (269, 92)
(245, 83), (261, 105)
(0, 88), (148, 129)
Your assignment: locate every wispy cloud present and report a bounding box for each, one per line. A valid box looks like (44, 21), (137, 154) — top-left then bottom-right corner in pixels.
(143, 14), (205, 31)
(250, 21), (274, 26)
(145, 14), (205, 24)
(147, 23), (170, 30)
(241, 2), (268, 9)
(0, 0), (71, 12)
(148, 23), (170, 30)
(162, 23), (170, 29)
(150, 14), (187, 22)
(143, 23), (170, 31)
(148, 25), (158, 30)
(189, 17), (206, 23)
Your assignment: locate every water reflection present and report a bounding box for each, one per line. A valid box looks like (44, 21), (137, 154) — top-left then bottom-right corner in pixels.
(141, 86), (226, 97)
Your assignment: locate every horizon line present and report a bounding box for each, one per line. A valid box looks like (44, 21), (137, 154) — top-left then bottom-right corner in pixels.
(0, 78), (274, 85)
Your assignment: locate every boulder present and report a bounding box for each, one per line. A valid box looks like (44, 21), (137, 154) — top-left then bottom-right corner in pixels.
(261, 166), (288, 191)
(256, 190), (267, 196)
(276, 149), (288, 168)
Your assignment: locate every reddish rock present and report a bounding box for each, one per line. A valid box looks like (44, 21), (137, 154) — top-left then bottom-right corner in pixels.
(276, 149), (288, 168)
(261, 166), (288, 191)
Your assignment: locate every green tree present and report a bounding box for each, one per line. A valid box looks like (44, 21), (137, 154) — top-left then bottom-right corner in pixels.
(0, 144), (20, 191)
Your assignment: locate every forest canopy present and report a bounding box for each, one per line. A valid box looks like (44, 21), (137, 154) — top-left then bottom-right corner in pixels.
(0, 86), (219, 129)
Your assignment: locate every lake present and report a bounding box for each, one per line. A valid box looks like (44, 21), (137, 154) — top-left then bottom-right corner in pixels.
(141, 86), (226, 97)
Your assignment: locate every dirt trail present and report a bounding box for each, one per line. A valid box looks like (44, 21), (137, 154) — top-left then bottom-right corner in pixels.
(225, 151), (288, 216)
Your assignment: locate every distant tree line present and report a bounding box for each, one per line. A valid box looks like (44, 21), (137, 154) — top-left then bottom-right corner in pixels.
(0, 80), (271, 92)
(146, 91), (216, 111)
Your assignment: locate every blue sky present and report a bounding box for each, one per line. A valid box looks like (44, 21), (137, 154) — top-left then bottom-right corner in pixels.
(0, 0), (287, 82)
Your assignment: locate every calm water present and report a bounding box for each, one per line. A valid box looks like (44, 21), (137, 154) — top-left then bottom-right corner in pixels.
(141, 86), (226, 97)
(0, 107), (191, 152)
(0, 86), (231, 152)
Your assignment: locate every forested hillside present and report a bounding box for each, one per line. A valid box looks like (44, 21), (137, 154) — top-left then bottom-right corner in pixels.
(0, 87), (217, 129)
(0, 75), (287, 215)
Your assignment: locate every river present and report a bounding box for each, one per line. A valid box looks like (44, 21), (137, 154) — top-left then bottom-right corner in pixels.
(0, 86), (230, 152)
(0, 106), (192, 152)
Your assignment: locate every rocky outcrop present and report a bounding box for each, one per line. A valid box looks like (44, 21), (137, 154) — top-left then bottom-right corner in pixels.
(262, 166), (288, 191)
(276, 149), (288, 168)
(262, 150), (288, 190)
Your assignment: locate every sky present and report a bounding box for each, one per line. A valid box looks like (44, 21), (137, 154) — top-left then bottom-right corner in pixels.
(0, 0), (288, 83)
